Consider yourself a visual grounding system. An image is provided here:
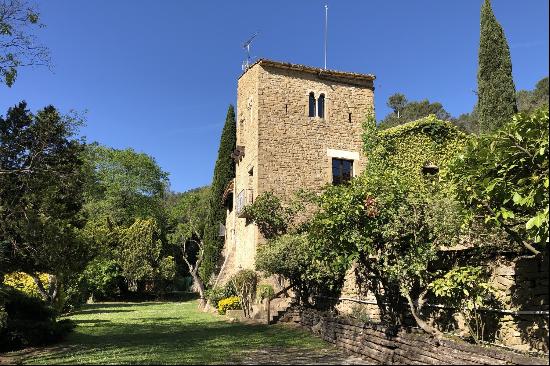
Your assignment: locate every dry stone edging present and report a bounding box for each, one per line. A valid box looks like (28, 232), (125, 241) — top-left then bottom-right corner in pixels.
(280, 307), (549, 365)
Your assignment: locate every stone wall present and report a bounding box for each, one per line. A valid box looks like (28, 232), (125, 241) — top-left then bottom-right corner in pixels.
(281, 307), (548, 365)
(334, 255), (549, 353)
(221, 60), (375, 279)
(256, 63), (373, 201)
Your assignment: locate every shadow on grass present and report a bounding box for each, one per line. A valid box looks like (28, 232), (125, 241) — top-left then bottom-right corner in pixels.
(72, 319), (112, 325)
(67, 302), (169, 316)
(27, 314), (323, 363)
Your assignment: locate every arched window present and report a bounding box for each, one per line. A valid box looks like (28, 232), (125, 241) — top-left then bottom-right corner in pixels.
(317, 94), (325, 118)
(308, 92), (316, 117)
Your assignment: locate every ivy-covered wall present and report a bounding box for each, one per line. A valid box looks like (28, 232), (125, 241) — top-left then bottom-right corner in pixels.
(375, 115), (468, 183)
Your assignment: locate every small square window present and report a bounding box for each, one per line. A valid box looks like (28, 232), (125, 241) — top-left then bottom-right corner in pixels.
(332, 158), (353, 185)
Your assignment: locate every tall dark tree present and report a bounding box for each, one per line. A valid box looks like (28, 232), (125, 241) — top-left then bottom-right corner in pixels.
(0, 102), (88, 303)
(200, 105), (236, 282)
(477, 0), (517, 132)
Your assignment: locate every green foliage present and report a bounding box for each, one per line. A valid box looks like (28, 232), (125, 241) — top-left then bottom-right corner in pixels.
(517, 77), (549, 113)
(0, 102), (89, 303)
(3, 272), (51, 299)
(84, 144), (169, 227)
(119, 218), (174, 283)
(429, 266), (495, 342)
(256, 233), (343, 302)
(0, 285), (74, 352)
(307, 116), (468, 329)
(449, 108), (549, 252)
(205, 283), (236, 309)
(217, 296), (241, 315)
(372, 115), (468, 185)
(379, 94), (452, 130)
(256, 284), (275, 302)
(159, 256), (176, 281)
(243, 192), (296, 239)
(82, 258), (122, 300)
(0, 0), (50, 87)
(229, 269), (257, 317)
(167, 187), (210, 245)
(477, 0), (517, 132)
(201, 105), (236, 282)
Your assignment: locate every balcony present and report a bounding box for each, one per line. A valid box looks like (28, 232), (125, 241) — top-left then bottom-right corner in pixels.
(235, 189), (254, 218)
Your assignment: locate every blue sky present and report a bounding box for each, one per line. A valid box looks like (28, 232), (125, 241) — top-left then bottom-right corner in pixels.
(0, 0), (548, 192)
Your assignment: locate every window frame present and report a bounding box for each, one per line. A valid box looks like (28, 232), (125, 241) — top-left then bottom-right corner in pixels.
(308, 92), (316, 117)
(332, 158), (354, 185)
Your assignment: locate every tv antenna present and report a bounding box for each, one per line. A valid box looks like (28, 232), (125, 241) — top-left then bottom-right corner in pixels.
(242, 32), (259, 71)
(324, 4), (328, 70)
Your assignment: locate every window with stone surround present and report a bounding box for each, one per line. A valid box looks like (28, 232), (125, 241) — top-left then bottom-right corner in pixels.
(332, 158), (353, 185)
(308, 92), (316, 117)
(318, 94), (325, 118)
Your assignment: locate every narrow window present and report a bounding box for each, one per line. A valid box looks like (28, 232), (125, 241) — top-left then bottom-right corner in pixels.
(308, 92), (316, 117)
(348, 113), (352, 123)
(332, 158), (354, 185)
(318, 94), (325, 118)
(285, 104), (288, 114)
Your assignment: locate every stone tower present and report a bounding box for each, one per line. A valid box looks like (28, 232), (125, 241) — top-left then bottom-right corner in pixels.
(217, 59), (375, 285)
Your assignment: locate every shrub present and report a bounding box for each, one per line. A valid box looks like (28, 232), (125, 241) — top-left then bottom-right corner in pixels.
(229, 269), (257, 317)
(256, 284), (275, 302)
(205, 283), (236, 308)
(217, 296), (241, 315)
(3, 272), (51, 299)
(61, 272), (89, 313)
(0, 286), (74, 352)
(83, 258), (123, 300)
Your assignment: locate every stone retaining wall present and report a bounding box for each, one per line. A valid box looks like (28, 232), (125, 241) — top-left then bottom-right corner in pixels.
(335, 254), (549, 353)
(281, 307), (548, 365)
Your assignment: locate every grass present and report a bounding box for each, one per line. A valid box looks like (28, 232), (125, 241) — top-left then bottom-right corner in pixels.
(6, 300), (329, 365)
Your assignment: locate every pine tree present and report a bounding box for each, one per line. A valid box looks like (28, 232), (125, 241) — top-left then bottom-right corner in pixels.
(200, 105), (236, 282)
(477, 0), (517, 132)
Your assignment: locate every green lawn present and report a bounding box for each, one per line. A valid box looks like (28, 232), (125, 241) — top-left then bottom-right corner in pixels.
(6, 300), (336, 365)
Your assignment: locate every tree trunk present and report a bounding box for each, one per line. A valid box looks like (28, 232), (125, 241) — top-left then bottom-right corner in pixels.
(190, 271), (207, 308)
(30, 273), (58, 304)
(403, 290), (444, 341)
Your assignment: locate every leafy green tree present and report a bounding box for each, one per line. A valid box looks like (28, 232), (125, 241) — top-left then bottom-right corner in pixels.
(201, 105), (236, 282)
(82, 258), (122, 300)
(242, 192), (297, 239)
(119, 218), (175, 290)
(81, 145), (171, 296)
(429, 266), (496, 343)
(0, 102), (88, 304)
(477, 0), (517, 132)
(0, 0), (50, 86)
(84, 144), (169, 227)
(379, 95), (451, 130)
(517, 77), (549, 113)
(387, 93), (408, 118)
(167, 186), (210, 306)
(449, 108), (549, 255)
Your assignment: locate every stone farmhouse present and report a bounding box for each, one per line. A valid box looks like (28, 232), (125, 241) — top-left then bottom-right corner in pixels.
(217, 59), (375, 284)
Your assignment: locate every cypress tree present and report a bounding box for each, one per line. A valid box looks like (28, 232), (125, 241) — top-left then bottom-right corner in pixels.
(477, 0), (517, 132)
(200, 105), (236, 282)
